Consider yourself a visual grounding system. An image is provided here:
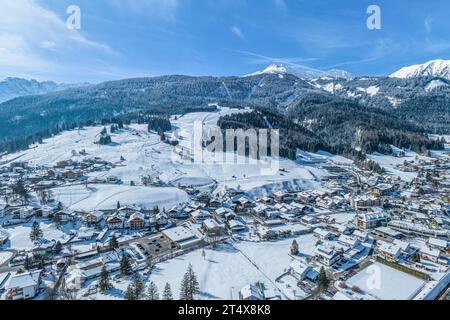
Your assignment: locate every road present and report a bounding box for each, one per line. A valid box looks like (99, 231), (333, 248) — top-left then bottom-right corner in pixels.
(0, 249), (18, 273)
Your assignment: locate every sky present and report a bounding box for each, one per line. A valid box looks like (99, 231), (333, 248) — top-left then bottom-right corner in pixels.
(1, 0), (450, 83)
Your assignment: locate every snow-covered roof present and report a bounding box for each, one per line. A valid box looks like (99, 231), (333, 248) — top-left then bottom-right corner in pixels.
(393, 239), (410, 251)
(338, 234), (359, 247)
(203, 218), (220, 229)
(6, 270), (41, 290)
(428, 237), (448, 249)
(378, 242), (401, 257)
(162, 226), (197, 242)
(358, 212), (386, 222)
(313, 228), (332, 238)
(352, 230), (368, 239)
(290, 260), (312, 278)
(239, 284), (264, 300)
(420, 246), (441, 258)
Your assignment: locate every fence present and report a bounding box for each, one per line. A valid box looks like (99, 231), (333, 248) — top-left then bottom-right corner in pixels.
(376, 257), (430, 281)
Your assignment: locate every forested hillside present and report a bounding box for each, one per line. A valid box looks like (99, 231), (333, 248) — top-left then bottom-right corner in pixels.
(0, 72), (448, 156)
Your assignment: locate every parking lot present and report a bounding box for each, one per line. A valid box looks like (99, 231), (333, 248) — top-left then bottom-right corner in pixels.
(129, 234), (177, 260)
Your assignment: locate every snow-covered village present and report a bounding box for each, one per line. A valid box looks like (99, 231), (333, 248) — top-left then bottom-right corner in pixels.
(0, 106), (449, 301)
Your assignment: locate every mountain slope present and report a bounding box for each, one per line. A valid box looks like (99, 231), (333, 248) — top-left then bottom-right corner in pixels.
(245, 64), (352, 79)
(0, 77), (87, 103)
(0, 70), (447, 155)
(390, 59), (450, 80)
(0, 74), (314, 146)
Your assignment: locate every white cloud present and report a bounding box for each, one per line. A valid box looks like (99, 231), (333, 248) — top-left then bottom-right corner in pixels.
(424, 15), (433, 33)
(231, 26), (246, 41)
(0, 0), (119, 81)
(274, 0), (287, 10)
(110, 0), (179, 21)
(231, 49), (319, 67)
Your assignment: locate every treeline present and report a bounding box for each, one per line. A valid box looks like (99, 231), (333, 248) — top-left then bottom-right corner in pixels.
(218, 109), (326, 160)
(218, 101), (444, 163)
(147, 117), (172, 133)
(287, 94), (444, 154)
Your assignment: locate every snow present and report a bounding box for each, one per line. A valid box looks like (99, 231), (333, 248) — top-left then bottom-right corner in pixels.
(94, 244), (282, 300)
(387, 96), (401, 107)
(90, 235), (319, 300)
(425, 79), (449, 92)
(52, 184), (188, 211)
(0, 107), (329, 211)
(346, 262), (426, 300)
(4, 221), (69, 251)
(368, 151), (432, 182)
(0, 251), (13, 265)
(356, 86), (379, 96)
(245, 64), (288, 77)
(390, 59), (450, 80)
(233, 234), (317, 279)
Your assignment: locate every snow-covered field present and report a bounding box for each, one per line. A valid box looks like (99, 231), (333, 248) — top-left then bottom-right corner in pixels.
(4, 221), (69, 251)
(1, 107), (326, 199)
(90, 234), (318, 300)
(52, 184), (189, 211)
(92, 244), (275, 300)
(346, 262), (426, 300)
(368, 151), (430, 182)
(234, 234), (317, 281)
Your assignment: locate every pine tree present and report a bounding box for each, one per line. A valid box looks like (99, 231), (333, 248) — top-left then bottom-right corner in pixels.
(109, 235), (119, 250)
(30, 221), (43, 242)
(53, 213), (62, 228)
(12, 180), (29, 204)
(24, 256), (32, 270)
(120, 255), (132, 276)
(290, 240), (299, 255)
(99, 266), (112, 293)
(133, 275), (145, 300)
(162, 282), (173, 300)
(179, 264), (199, 300)
(54, 241), (62, 254)
(124, 283), (136, 300)
(146, 281), (159, 300)
(317, 267), (330, 293)
(179, 274), (189, 300)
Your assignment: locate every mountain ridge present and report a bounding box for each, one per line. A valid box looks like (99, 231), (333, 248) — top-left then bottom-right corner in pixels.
(390, 59), (450, 80)
(0, 77), (89, 104)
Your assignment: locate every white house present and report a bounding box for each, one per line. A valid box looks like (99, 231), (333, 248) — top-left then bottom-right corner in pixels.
(313, 228), (333, 240)
(315, 245), (342, 266)
(427, 238), (448, 251)
(239, 284), (264, 300)
(189, 209), (211, 223)
(420, 246), (441, 262)
(5, 270), (42, 300)
(377, 241), (401, 262)
(337, 234), (360, 248)
(289, 260), (313, 281)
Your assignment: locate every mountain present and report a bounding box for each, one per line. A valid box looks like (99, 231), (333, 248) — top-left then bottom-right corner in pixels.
(245, 64), (352, 79)
(0, 77), (88, 103)
(390, 59), (450, 80)
(0, 72), (446, 155)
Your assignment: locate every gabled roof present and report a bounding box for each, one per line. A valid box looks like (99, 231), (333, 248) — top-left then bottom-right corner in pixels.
(378, 242), (401, 257)
(428, 237), (448, 249)
(6, 270), (41, 289)
(420, 245), (441, 258)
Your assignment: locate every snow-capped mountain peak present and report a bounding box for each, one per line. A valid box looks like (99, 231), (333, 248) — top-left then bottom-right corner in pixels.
(245, 64), (352, 79)
(245, 64), (288, 77)
(390, 59), (450, 80)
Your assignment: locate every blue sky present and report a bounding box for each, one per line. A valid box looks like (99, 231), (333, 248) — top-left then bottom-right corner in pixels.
(1, 0), (450, 82)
